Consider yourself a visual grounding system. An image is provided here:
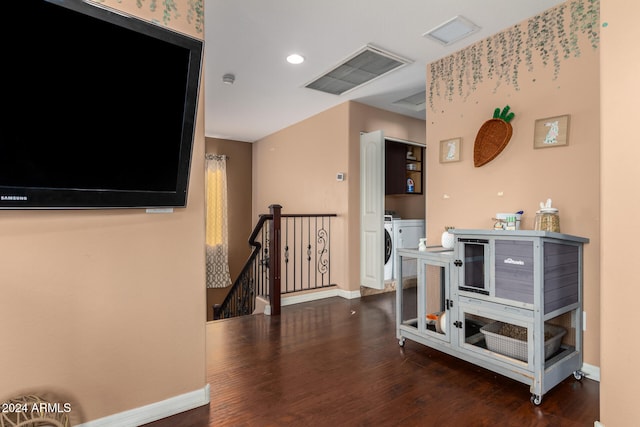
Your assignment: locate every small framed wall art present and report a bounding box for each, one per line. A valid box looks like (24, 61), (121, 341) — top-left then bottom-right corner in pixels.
(534, 114), (570, 148)
(440, 137), (461, 163)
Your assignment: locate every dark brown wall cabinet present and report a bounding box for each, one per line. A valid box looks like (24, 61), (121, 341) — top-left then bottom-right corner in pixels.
(385, 140), (423, 195)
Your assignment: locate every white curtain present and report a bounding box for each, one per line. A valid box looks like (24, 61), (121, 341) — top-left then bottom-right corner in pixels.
(205, 154), (232, 288)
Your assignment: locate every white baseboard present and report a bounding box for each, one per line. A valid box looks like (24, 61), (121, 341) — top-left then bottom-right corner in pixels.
(280, 288), (361, 308)
(581, 362), (600, 382)
(260, 288), (361, 315)
(337, 288), (362, 300)
(75, 384), (210, 427)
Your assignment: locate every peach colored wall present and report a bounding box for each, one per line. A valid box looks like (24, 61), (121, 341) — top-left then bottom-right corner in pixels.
(252, 102), (425, 292)
(385, 194), (425, 220)
(205, 138), (253, 320)
(600, 1), (640, 425)
(0, 1), (207, 423)
(252, 103), (350, 290)
(426, 2), (601, 369)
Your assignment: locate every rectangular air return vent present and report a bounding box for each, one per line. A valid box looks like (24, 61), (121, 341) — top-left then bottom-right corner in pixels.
(393, 90), (426, 111)
(305, 45), (412, 95)
(423, 15), (480, 46)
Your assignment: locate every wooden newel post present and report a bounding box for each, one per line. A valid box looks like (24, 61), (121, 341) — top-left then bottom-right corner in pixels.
(269, 204), (282, 315)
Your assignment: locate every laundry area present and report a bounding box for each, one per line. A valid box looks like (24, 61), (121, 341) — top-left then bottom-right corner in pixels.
(383, 138), (426, 285)
(384, 215), (424, 282)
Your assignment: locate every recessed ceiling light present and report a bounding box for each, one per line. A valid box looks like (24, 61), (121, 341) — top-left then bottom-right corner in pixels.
(286, 54), (305, 64)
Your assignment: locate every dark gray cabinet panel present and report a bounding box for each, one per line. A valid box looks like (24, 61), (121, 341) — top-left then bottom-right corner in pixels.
(544, 242), (579, 313)
(495, 240), (534, 303)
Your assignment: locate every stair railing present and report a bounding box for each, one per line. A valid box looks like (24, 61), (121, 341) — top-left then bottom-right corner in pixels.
(212, 207), (274, 320)
(213, 204), (336, 320)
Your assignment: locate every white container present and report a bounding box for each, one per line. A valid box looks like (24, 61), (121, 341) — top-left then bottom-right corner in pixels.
(441, 231), (454, 249)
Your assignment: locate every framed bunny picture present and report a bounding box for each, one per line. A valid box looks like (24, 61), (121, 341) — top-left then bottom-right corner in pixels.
(534, 115), (570, 149)
(439, 137), (461, 163)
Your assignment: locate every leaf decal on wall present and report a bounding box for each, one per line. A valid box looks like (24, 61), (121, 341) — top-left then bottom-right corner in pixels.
(428, 0), (600, 111)
(99, 0), (204, 33)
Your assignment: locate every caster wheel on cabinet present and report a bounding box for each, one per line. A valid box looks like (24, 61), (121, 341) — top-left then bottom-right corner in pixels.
(573, 370), (583, 380)
(531, 394), (542, 406)
(398, 338), (405, 347)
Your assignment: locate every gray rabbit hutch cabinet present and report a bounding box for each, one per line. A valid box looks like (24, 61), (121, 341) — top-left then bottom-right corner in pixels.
(395, 229), (589, 405)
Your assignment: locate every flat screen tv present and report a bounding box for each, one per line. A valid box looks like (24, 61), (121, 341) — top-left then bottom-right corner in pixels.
(1, 0), (203, 209)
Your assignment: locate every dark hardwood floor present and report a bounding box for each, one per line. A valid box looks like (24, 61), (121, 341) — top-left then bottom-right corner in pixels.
(145, 292), (599, 427)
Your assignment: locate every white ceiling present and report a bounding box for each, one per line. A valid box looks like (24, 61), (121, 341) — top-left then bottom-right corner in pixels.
(204, 0), (565, 143)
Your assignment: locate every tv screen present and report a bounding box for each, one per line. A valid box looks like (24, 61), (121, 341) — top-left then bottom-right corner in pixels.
(1, 0), (203, 209)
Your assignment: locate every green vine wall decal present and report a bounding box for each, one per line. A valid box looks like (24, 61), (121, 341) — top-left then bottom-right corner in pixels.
(138, 0), (179, 26)
(187, 0), (204, 34)
(470, 42), (483, 93)
(428, 0), (599, 111)
(95, 0), (203, 33)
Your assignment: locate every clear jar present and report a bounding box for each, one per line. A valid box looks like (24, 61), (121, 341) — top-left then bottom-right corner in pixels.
(534, 209), (560, 232)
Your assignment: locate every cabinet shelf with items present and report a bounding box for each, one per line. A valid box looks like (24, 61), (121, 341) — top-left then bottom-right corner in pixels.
(385, 140), (423, 195)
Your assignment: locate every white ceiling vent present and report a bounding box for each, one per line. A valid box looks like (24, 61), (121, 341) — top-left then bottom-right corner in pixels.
(423, 15), (480, 46)
(393, 90), (426, 111)
(305, 45), (412, 96)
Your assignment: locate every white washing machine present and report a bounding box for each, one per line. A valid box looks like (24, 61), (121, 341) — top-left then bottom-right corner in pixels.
(384, 215), (394, 280)
(392, 219), (425, 280)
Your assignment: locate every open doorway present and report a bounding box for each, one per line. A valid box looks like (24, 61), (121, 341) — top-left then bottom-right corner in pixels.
(204, 138), (254, 321)
(360, 131), (426, 291)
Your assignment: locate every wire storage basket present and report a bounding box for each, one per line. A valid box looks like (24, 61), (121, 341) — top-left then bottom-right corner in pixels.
(480, 321), (566, 362)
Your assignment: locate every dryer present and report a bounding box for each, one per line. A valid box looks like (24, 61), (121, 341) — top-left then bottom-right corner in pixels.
(392, 219), (425, 280)
(384, 215), (394, 280)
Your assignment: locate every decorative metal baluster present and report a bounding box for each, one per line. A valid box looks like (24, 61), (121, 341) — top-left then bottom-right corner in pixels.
(214, 210), (336, 319)
(307, 217), (312, 290)
(317, 220), (329, 286)
(293, 217), (297, 292)
(262, 224), (270, 298)
(284, 217), (290, 293)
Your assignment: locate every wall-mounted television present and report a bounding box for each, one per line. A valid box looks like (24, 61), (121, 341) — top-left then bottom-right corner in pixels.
(1, 0), (203, 209)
